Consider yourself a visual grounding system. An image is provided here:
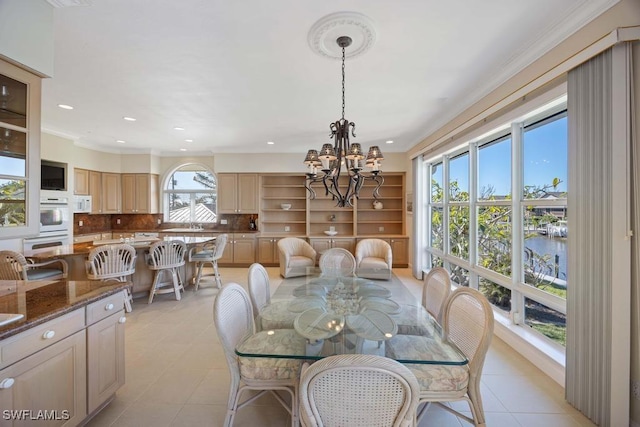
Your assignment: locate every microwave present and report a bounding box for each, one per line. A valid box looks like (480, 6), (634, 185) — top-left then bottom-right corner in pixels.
(73, 195), (92, 213)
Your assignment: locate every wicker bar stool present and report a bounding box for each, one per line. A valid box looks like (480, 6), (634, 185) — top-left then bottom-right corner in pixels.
(147, 240), (187, 304)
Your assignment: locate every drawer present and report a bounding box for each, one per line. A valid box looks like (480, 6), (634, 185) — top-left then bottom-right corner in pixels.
(0, 308), (85, 370)
(86, 292), (126, 325)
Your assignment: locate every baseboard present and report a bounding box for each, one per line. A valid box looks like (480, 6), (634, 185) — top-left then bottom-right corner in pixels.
(493, 312), (566, 387)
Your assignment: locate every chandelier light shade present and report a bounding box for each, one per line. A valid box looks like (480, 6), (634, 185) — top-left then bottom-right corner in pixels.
(304, 35), (384, 207)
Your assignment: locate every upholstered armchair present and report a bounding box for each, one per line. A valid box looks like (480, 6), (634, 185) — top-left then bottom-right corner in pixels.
(355, 238), (393, 280)
(277, 237), (317, 278)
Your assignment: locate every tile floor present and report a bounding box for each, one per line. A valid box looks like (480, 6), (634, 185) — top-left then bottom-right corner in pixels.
(86, 267), (596, 427)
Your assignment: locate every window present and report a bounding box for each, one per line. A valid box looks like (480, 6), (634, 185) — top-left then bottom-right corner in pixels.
(0, 74), (28, 229)
(164, 164), (217, 224)
(424, 100), (568, 346)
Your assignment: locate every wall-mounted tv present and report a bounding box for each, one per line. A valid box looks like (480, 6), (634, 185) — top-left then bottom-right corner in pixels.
(41, 160), (67, 191)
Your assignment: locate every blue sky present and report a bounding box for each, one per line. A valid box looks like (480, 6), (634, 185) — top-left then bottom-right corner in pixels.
(438, 115), (567, 197)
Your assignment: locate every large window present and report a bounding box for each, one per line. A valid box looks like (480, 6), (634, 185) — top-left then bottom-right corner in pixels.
(0, 75), (28, 229)
(425, 101), (568, 346)
(164, 164), (217, 224)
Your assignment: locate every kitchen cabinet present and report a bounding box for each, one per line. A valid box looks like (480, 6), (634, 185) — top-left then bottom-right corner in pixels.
(218, 174), (258, 214)
(309, 237), (356, 256)
(122, 173), (159, 214)
(220, 233), (256, 265)
(257, 236), (284, 265)
(0, 330), (87, 427)
(101, 172), (121, 214)
(389, 237), (409, 267)
(89, 170), (102, 214)
(75, 168), (90, 195)
(87, 308), (125, 414)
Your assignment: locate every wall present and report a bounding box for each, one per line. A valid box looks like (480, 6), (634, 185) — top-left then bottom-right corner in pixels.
(0, 0), (53, 77)
(409, 0), (640, 159)
(404, 0), (640, 423)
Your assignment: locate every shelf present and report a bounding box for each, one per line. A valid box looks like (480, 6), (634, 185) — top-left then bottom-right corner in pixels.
(262, 208), (306, 212)
(357, 220), (403, 224)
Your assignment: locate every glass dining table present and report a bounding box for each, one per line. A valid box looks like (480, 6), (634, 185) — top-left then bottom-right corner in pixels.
(236, 271), (468, 366)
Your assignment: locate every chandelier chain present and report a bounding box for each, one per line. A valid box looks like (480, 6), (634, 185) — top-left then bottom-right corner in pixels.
(341, 45), (346, 120)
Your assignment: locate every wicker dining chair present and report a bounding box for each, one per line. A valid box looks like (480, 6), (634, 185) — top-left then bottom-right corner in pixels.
(213, 282), (300, 427)
(299, 354), (420, 427)
(85, 244), (136, 312)
(409, 287), (494, 427)
(0, 250), (68, 281)
(422, 267), (452, 324)
(318, 247), (356, 277)
(147, 240), (186, 303)
(247, 263), (295, 330)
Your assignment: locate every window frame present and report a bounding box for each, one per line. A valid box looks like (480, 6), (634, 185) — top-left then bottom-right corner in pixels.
(423, 99), (568, 346)
(162, 163), (218, 224)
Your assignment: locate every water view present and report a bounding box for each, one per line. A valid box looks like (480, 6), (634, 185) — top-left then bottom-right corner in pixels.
(524, 235), (567, 280)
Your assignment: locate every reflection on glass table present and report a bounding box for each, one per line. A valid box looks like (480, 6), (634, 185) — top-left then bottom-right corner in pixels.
(236, 274), (468, 365)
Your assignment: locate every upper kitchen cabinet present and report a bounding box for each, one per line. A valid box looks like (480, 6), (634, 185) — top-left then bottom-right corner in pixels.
(217, 173), (258, 214)
(101, 172), (121, 214)
(0, 60), (41, 238)
(74, 168), (90, 195)
(122, 174), (159, 214)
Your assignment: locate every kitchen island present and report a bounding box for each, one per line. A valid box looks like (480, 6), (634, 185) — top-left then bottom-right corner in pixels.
(0, 279), (129, 426)
(23, 236), (216, 298)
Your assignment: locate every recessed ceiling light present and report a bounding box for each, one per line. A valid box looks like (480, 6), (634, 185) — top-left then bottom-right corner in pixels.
(180, 148), (187, 151)
(267, 141), (274, 145)
(116, 140), (125, 144)
(185, 139), (193, 142)
(386, 140), (394, 144)
(174, 127), (185, 131)
(123, 116), (136, 121)
(58, 104), (74, 110)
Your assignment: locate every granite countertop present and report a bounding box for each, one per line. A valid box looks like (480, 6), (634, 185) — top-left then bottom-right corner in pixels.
(25, 235), (216, 260)
(0, 279), (130, 340)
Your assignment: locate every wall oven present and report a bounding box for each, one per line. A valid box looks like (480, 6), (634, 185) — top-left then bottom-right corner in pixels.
(40, 197), (70, 234)
(23, 233), (70, 252)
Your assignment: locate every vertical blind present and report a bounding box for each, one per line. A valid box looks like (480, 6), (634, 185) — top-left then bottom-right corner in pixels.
(566, 43), (633, 427)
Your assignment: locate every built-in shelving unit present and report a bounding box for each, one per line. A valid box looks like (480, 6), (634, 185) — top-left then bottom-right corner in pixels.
(355, 173), (405, 236)
(260, 175), (307, 235)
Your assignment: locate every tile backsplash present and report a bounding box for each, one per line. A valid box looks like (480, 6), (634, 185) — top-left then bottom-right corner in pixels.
(73, 213), (258, 234)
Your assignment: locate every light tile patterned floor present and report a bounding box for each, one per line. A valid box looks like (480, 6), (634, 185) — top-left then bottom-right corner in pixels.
(86, 267), (596, 427)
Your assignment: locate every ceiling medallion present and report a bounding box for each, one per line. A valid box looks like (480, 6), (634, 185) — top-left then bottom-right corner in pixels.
(308, 12), (377, 60)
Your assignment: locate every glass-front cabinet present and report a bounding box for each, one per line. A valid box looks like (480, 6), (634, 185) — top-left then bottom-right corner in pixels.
(0, 59), (42, 239)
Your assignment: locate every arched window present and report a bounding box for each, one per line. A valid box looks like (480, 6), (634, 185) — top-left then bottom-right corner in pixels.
(164, 164), (217, 224)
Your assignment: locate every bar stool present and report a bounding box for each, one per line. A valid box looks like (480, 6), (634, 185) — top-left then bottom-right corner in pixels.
(147, 240), (187, 303)
(187, 233), (228, 290)
(85, 243), (136, 312)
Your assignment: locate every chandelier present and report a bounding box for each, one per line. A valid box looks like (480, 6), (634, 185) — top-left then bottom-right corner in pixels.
(304, 36), (384, 208)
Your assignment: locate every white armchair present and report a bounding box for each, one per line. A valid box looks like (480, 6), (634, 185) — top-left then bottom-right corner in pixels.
(277, 238), (317, 278)
(355, 238), (392, 280)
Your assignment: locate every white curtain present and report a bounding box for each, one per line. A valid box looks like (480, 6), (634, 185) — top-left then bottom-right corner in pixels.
(412, 156), (425, 278)
(566, 43), (633, 427)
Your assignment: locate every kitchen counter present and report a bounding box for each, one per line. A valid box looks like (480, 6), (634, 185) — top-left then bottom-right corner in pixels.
(24, 235), (216, 260)
(0, 279), (129, 340)
(22, 236), (216, 297)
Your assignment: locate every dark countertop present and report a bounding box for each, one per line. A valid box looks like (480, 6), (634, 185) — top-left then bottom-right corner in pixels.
(0, 279), (130, 340)
(25, 236), (216, 260)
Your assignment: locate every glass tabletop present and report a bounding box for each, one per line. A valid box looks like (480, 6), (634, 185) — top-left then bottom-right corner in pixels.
(236, 273), (468, 365)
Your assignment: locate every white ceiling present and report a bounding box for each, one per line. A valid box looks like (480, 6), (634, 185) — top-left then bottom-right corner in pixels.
(40, 0), (616, 156)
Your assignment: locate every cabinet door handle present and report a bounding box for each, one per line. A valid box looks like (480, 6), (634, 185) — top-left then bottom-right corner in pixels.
(42, 330), (56, 340)
(0, 378), (15, 389)
(118, 316), (127, 324)
(105, 303), (115, 311)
